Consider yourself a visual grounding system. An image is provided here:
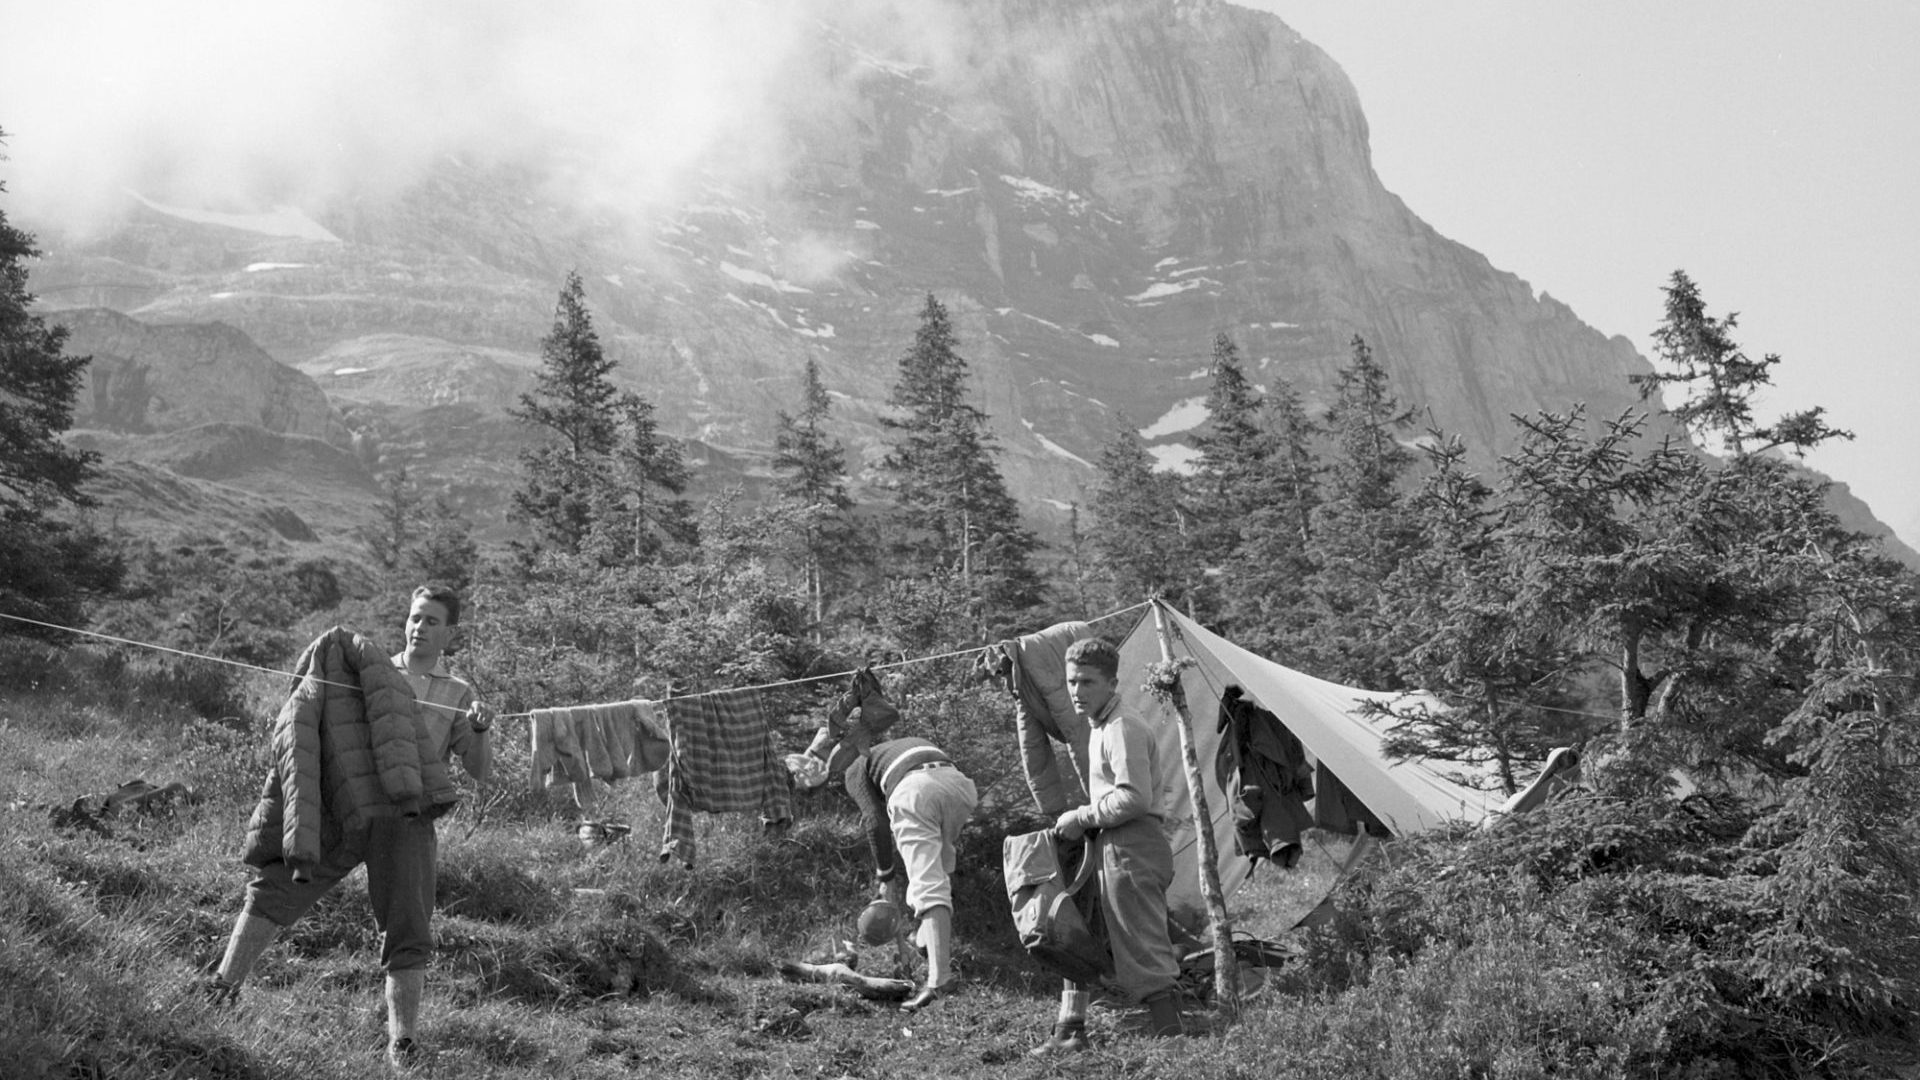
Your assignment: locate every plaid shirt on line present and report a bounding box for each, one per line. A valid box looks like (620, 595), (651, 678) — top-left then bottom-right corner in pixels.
(657, 688), (792, 867)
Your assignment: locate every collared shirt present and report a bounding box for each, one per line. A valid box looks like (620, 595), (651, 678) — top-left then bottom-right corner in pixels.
(1068, 692), (1170, 830)
(391, 652), (478, 766)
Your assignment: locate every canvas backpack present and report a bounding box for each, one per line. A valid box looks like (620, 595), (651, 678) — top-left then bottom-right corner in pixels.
(1003, 828), (1111, 983)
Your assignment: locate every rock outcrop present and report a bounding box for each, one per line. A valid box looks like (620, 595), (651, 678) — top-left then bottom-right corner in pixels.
(52, 308), (348, 446)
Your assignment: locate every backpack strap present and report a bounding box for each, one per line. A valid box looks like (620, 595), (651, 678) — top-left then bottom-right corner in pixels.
(1053, 829), (1100, 897)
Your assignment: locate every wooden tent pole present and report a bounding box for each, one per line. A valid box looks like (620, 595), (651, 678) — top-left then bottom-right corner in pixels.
(1149, 600), (1240, 1013)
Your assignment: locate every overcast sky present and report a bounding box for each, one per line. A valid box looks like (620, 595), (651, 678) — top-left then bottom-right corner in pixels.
(1256, 2), (1920, 546)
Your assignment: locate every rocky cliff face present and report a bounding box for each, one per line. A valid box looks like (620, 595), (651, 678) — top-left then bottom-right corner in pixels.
(23, 0), (1902, 559)
(52, 307), (347, 444)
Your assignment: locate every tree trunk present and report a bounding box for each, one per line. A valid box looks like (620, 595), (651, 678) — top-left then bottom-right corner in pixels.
(1151, 601), (1240, 1013)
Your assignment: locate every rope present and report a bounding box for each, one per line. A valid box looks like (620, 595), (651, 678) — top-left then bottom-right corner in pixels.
(0, 610), (472, 717)
(1, 598), (1158, 723)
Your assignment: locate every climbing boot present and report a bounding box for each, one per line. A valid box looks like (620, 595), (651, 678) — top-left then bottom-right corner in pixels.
(1028, 1020), (1090, 1056)
(1144, 990), (1185, 1037)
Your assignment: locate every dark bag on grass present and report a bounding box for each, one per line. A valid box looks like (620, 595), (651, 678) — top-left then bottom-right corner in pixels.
(1003, 828), (1110, 983)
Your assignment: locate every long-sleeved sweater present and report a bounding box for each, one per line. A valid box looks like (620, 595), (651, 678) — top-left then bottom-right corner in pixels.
(1059, 694), (1169, 833)
(843, 737), (951, 882)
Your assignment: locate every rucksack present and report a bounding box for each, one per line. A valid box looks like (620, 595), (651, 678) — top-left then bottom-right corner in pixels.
(1003, 828), (1110, 983)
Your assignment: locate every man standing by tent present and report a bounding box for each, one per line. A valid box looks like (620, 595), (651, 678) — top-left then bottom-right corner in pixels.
(1032, 638), (1184, 1053)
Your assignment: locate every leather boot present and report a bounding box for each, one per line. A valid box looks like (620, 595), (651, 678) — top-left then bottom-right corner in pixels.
(1145, 991), (1185, 1037)
(1028, 1020), (1090, 1056)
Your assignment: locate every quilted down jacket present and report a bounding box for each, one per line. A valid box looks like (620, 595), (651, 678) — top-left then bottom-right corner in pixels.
(978, 620), (1094, 818)
(242, 627), (457, 873)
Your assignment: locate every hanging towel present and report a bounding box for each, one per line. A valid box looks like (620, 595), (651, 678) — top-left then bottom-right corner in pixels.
(658, 688), (793, 867)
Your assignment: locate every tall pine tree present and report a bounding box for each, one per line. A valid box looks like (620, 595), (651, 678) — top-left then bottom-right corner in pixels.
(878, 294), (1042, 632)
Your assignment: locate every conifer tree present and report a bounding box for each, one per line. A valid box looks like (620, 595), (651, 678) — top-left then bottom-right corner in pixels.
(772, 357), (856, 627)
(1292, 335), (1420, 686)
(1221, 376), (1321, 646)
(409, 490), (479, 593)
(1632, 270), (1852, 457)
(878, 294), (1042, 631)
(589, 391), (694, 566)
(511, 271), (689, 565)
(511, 270), (621, 555)
(1188, 333), (1267, 594)
(0, 131), (122, 632)
(360, 464), (417, 575)
(1088, 422), (1190, 607)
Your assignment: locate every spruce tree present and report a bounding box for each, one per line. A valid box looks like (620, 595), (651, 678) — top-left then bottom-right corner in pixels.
(1088, 422), (1190, 608)
(510, 270), (622, 555)
(360, 464), (417, 575)
(409, 490), (479, 593)
(1292, 335), (1420, 686)
(1633, 270), (1851, 457)
(0, 131), (122, 632)
(1188, 333), (1267, 569)
(772, 357), (856, 628)
(878, 294), (1042, 631)
(1221, 376), (1321, 647)
(590, 390), (693, 566)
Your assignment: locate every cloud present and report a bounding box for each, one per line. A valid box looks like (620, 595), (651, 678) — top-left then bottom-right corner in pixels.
(0, 0), (835, 233)
(0, 0), (1142, 243)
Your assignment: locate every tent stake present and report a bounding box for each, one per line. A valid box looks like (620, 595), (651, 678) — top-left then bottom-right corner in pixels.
(1149, 600), (1241, 1014)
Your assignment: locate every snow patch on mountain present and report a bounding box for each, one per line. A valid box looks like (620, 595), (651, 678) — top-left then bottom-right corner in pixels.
(720, 261), (812, 294)
(1127, 277), (1214, 303)
(1023, 420), (1092, 468)
(132, 193), (340, 242)
(1147, 443), (1202, 474)
(1138, 397), (1208, 439)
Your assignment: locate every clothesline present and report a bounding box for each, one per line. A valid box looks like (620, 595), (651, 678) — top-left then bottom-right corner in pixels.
(494, 599), (1156, 720)
(0, 599), (1156, 723)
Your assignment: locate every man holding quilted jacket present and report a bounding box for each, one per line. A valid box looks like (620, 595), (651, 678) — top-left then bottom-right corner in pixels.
(205, 585), (492, 1070)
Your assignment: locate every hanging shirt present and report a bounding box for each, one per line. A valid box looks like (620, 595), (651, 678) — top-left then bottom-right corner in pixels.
(657, 688), (793, 866)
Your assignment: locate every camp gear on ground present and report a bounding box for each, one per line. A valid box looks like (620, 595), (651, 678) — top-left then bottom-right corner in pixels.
(576, 819), (631, 848)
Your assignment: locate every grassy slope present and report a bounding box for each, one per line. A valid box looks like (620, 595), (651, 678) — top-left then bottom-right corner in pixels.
(1, 641), (1371, 1080)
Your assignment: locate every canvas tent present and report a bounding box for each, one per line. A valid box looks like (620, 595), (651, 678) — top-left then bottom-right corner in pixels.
(1112, 604), (1502, 939)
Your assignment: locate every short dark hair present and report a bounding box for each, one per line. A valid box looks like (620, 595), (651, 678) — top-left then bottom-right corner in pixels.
(1064, 637), (1119, 680)
(412, 584), (462, 626)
